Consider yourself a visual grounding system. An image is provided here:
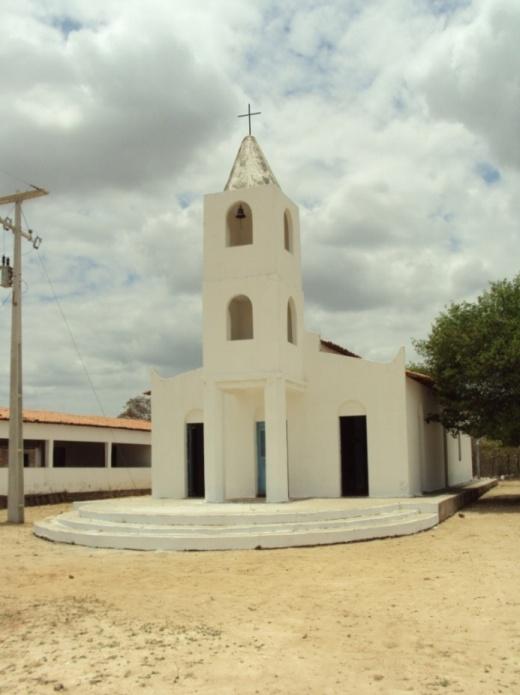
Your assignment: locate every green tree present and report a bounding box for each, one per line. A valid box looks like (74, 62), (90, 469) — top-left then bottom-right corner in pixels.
(406, 362), (432, 377)
(414, 274), (520, 446)
(118, 393), (151, 421)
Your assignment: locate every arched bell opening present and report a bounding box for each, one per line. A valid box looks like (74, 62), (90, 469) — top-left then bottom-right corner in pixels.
(226, 202), (253, 246)
(227, 295), (254, 340)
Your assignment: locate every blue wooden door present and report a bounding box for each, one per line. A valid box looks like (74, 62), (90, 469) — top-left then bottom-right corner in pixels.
(256, 421), (266, 497)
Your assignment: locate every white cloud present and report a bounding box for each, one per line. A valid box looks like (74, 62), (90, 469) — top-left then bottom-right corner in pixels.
(0, 0), (518, 414)
(415, 0), (520, 169)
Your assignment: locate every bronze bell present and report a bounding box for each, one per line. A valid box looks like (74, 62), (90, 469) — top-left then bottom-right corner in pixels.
(235, 204), (246, 220)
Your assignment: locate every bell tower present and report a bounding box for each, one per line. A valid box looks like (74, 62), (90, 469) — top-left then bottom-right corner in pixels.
(201, 135), (306, 503)
(202, 135), (304, 383)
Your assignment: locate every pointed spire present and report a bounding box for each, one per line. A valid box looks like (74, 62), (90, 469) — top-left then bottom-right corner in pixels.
(224, 136), (280, 191)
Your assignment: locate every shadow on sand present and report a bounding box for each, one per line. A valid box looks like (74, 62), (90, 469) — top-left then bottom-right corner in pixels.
(468, 490), (520, 514)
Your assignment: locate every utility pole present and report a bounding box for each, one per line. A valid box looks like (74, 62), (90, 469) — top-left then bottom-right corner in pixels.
(0, 187), (47, 523)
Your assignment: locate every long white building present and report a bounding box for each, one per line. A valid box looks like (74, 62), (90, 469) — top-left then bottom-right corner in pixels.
(0, 408), (150, 502)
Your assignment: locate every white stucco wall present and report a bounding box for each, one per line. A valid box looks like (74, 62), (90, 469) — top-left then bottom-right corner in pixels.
(405, 380), (473, 491)
(446, 431), (473, 486)
(0, 467), (150, 495)
(223, 390), (258, 499)
(287, 335), (411, 498)
(405, 378), (446, 493)
(151, 368), (204, 499)
(203, 185), (305, 384)
(152, 341), (418, 500)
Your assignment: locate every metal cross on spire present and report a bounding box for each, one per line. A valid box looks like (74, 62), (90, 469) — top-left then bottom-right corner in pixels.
(237, 103), (261, 136)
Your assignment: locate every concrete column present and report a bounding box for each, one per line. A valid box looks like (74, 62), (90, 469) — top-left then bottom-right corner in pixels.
(105, 441), (112, 468)
(33, 446), (42, 468)
(204, 380), (225, 502)
(45, 440), (54, 468)
(265, 377), (289, 503)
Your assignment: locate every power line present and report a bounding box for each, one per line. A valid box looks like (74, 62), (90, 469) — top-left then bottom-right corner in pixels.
(20, 207), (106, 416)
(0, 167), (39, 190)
(21, 208), (145, 490)
(35, 252), (142, 485)
(36, 252), (107, 417)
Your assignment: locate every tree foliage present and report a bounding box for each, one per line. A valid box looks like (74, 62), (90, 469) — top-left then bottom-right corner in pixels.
(406, 362), (432, 377)
(414, 274), (520, 446)
(118, 394), (151, 421)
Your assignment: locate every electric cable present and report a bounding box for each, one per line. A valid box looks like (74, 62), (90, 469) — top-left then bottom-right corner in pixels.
(3, 182), (148, 491)
(36, 252), (144, 488)
(21, 206), (148, 490)
(0, 167), (40, 190)
(36, 251), (107, 417)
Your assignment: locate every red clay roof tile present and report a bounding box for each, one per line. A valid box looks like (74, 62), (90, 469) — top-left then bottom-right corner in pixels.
(0, 408), (151, 431)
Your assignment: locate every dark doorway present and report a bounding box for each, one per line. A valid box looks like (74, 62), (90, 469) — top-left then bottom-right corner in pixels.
(340, 416), (368, 496)
(186, 423), (205, 498)
(256, 421), (266, 497)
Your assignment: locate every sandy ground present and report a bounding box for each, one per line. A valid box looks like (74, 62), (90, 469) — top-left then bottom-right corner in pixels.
(1, 482), (519, 695)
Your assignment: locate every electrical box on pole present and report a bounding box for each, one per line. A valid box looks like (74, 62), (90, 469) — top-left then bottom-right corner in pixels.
(1, 256), (13, 287)
(0, 186), (48, 523)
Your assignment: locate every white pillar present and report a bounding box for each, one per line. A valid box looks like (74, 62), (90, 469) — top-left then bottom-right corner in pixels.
(204, 380), (225, 502)
(33, 446), (42, 468)
(265, 377), (289, 503)
(45, 440), (54, 468)
(105, 441), (112, 468)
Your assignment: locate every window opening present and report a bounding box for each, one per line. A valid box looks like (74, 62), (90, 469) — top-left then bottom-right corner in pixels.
(284, 210), (293, 252)
(287, 298), (297, 344)
(228, 295), (253, 340)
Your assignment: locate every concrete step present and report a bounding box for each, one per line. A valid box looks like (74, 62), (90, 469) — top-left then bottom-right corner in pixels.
(74, 501), (405, 526)
(55, 507), (420, 536)
(34, 510), (438, 551)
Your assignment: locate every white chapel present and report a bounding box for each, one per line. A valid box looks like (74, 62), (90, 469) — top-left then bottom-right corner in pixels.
(151, 135), (473, 503)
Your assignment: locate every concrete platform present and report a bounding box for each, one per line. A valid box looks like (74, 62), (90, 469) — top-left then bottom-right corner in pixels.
(33, 479), (496, 551)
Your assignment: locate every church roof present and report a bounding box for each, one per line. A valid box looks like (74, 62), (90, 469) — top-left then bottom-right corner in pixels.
(224, 135), (280, 191)
(320, 339), (362, 359)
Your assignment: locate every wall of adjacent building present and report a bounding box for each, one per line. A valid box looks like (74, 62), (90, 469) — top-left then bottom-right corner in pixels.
(446, 430), (473, 486)
(0, 419), (150, 496)
(405, 378), (446, 493)
(405, 378), (473, 492)
(0, 466), (150, 496)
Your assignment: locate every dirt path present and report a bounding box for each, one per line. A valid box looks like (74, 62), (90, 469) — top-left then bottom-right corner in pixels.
(1, 482), (519, 694)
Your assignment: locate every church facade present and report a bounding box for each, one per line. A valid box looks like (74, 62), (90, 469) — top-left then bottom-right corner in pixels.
(151, 136), (473, 503)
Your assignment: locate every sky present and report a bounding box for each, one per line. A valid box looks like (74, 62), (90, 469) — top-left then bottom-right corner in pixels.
(0, 0), (518, 416)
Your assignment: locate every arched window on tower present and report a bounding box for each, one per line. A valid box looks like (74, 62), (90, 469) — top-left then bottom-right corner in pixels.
(226, 202), (253, 246)
(284, 210), (293, 253)
(287, 298), (297, 344)
(228, 295), (254, 340)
